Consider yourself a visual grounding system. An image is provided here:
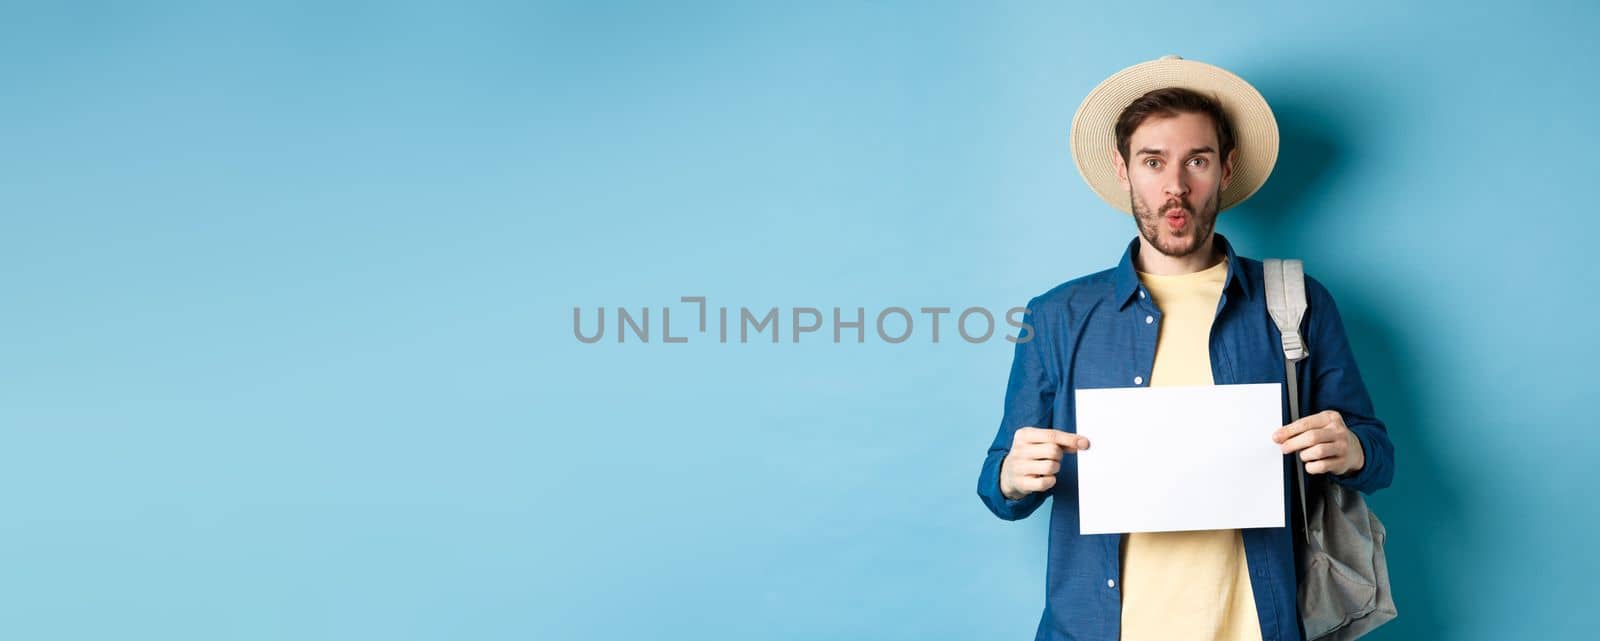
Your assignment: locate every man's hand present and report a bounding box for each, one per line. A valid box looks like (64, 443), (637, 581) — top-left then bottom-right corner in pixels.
(1272, 410), (1365, 476)
(1000, 427), (1090, 500)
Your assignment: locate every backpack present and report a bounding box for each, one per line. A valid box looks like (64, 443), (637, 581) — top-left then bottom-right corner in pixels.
(1263, 259), (1398, 641)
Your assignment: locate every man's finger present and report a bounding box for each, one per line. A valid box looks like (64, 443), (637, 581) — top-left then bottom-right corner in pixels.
(1273, 414), (1330, 444)
(1299, 442), (1338, 462)
(1052, 430), (1090, 452)
(1273, 411), (1336, 443)
(1272, 418), (1311, 443)
(1021, 475), (1057, 493)
(1014, 427), (1053, 444)
(1279, 427), (1336, 454)
(1019, 443), (1064, 462)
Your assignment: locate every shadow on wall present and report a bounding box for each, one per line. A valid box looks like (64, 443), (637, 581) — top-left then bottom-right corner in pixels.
(1226, 77), (1467, 641)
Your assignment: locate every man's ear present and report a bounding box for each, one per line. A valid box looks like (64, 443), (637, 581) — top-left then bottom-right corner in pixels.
(1220, 147), (1238, 190)
(1111, 149), (1130, 190)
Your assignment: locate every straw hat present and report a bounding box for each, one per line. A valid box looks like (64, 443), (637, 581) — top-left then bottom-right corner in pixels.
(1069, 55), (1279, 215)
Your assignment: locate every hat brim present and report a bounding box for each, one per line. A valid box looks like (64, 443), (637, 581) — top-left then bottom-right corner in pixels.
(1070, 56), (1279, 215)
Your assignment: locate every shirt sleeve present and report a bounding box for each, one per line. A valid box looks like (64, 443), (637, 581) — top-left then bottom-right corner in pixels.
(1300, 275), (1395, 495)
(976, 297), (1058, 521)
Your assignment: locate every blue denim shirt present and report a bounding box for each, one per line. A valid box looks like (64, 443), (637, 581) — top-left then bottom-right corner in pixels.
(976, 233), (1395, 641)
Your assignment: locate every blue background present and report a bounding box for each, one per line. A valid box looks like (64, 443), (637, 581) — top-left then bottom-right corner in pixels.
(3, 1), (1596, 639)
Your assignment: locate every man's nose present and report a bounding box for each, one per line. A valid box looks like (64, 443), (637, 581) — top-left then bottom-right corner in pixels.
(1164, 175), (1189, 200)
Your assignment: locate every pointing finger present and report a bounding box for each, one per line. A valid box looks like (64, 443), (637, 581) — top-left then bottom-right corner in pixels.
(1014, 427), (1052, 444)
(1053, 430), (1090, 452)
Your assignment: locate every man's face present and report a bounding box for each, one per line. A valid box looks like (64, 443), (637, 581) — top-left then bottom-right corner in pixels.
(1112, 111), (1236, 258)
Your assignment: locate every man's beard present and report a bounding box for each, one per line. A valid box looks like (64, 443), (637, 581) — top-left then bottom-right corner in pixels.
(1130, 188), (1219, 258)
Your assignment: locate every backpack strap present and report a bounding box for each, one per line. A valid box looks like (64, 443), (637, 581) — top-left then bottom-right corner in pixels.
(1263, 258), (1313, 544)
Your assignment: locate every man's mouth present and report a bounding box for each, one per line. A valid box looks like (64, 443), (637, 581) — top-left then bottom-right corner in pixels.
(1164, 208), (1189, 230)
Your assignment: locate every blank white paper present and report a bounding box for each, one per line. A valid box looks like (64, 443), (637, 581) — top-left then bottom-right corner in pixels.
(1073, 383), (1285, 535)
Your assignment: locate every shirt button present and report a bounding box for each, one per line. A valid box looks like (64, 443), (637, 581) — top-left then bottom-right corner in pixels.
(1144, 315), (1153, 324)
(1107, 579), (1116, 588)
(1133, 376), (1143, 385)
(1138, 290), (1146, 299)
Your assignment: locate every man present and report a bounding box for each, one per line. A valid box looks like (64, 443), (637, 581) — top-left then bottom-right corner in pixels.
(974, 56), (1394, 641)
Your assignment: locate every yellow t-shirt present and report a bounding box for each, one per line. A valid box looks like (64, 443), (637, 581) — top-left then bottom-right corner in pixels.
(1119, 256), (1262, 641)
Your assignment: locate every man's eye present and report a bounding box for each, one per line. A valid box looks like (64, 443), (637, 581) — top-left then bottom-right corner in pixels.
(1189, 157), (1207, 167)
(1144, 159), (1161, 168)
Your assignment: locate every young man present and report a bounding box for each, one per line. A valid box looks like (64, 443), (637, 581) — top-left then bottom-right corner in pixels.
(975, 56), (1395, 641)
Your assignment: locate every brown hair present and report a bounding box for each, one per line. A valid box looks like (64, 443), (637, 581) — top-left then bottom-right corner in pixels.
(1114, 87), (1235, 167)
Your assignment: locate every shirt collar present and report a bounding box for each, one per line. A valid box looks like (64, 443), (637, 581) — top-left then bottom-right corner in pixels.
(1112, 232), (1253, 309)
